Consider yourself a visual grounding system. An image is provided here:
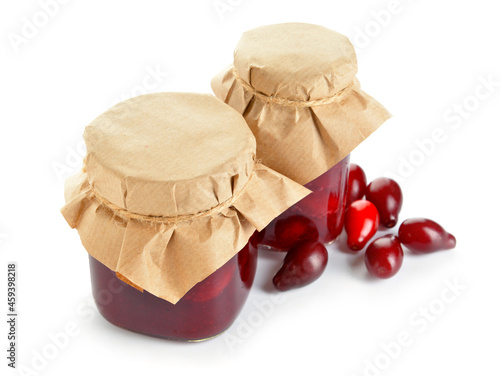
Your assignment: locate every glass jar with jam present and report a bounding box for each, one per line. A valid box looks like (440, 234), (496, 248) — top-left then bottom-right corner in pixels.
(259, 156), (350, 250)
(88, 234), (259, 341)
(212, 23), (391, 250)
(61, 93), (309, 341)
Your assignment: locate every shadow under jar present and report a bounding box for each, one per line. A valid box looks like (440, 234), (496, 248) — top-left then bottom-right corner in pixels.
(89, 237), (258, 341)
(260, 156), (350, 251)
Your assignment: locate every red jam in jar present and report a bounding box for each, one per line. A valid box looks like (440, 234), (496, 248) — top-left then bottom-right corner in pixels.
(89, 237), (258, 341)
(62, 93), (309, 342)
(260, 156), (350, 250)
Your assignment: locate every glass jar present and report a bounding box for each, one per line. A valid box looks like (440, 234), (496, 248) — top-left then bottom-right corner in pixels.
(89, 235), (258, 341)
(259, 156), (350, 250)
(212, 23), (390, 252)
(61, 93), (309, 342)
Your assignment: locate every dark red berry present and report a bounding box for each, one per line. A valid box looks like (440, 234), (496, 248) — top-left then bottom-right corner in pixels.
(274, 215), (319, 250)
(185, 257), (236, 302)
(398, 218), (456, 253)
(249, 229), (265, 248)
(297, 190), (331, 218)
(346, 164), (367, 207)
(365, 235), (404, 279)
(345, 200), (380, 251)
(272, 241), (328, 291)
(238, 232), (260, 288)
(366, 177), (403, 228)
(326, 192), (345, 242)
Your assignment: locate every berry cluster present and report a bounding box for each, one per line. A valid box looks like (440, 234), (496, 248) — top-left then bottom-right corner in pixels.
(269, 163), (456, 290)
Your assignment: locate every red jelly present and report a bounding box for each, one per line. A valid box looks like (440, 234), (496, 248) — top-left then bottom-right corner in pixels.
(89, 240), (258, 341)
(260, 156), (350, 251)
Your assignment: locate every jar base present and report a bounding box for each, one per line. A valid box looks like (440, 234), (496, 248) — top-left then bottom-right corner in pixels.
(323, 238), (337, 246)
(97, 307), (229, 342)
(187, 330), (227, 343)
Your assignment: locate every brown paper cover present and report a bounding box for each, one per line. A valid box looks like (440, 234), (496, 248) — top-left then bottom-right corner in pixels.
(61, 93), (310, 304)
(211, 23), (391, 185)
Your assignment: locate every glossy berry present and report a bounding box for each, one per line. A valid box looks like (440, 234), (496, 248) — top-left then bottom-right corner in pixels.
(345, 200), (380, 251)
(274, 215), (319, 250)
(185, 257), (236, 302)
(366, 177), (403, 228)
(249, 229), (265, 248)
(327, 193), (345, 241)
(346, 164), (367, 207)
(238, 232), (260, 288)
(273, 241), (328, 291)
(365, 235), (404, 279)
(297, 190), (331, 218)
(398, 218), (456, 253)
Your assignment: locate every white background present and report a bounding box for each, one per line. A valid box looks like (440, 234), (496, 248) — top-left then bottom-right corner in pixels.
(1, 1), (499, 375)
